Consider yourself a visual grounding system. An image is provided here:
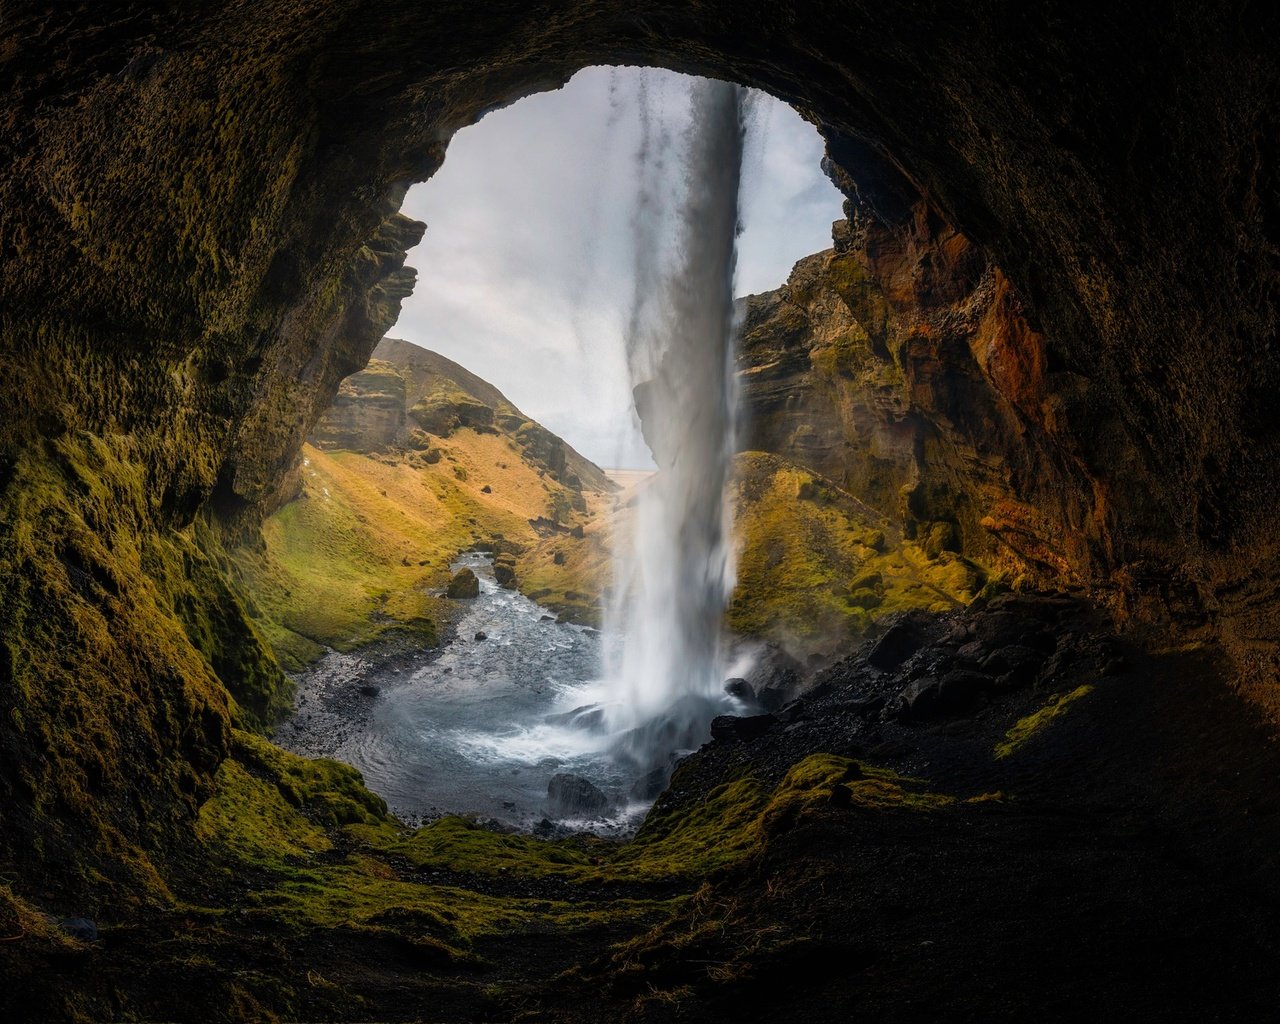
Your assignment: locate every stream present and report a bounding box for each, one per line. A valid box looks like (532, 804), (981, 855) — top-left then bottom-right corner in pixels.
(276, 553), (659, 833)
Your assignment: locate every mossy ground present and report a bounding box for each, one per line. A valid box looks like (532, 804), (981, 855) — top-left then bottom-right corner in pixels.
(729, 451), (985, 648)
(994, 683), (1095, 758)
(235, 435), (609, 663)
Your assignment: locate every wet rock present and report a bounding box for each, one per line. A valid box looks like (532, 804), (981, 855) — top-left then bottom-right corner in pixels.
(899, 679), (940, 720)
(629, 767), (670, 802)
(710, 713), (776, 742)
(544, 704), (604, 731)
(446, 567), (480, 599)
(494, 554), (517, 588)
(936, 670), (992, 713)
(723, 678), (756, 703)
(547, 773), (608, 816)
(57, 917), (97, 942)
(868, 616), (932, 671)
(474, 631), (487, 641)
(982, 645), (1045, 689)
(359, 684), (381, 697)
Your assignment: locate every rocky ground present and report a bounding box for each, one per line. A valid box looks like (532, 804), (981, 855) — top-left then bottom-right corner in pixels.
(5, 590), (1279, 1022)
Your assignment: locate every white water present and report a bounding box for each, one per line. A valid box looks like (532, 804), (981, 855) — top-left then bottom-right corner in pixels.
(604, 78), (749, 766)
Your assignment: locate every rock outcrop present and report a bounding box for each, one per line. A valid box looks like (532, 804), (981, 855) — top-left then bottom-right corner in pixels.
(311, 337), (614, 495)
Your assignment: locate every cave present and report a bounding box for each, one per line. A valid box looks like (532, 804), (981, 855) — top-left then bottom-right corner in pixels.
(2, 4), (1279, 1021)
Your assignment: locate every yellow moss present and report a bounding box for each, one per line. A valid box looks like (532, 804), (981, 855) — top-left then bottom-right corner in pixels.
(728, 451), (983, 645)
(995, 685), (1095, 759)
(239, 438), (607, 656)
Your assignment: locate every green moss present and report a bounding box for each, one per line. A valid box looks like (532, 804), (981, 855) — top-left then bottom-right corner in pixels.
(729, 451), (983, 645)
(995, 684), (1095, 759)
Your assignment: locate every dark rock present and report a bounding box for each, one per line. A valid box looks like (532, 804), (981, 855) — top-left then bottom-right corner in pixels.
(481, 484), (492, 493)
(723, 678), (756, 703)
(710, 713), (776, 742)
(57, 917), (97, 942)
(757, 686), (787, 712)
(544, 704), (605, 731)
(868, 617), (931, 671)
(493, 554), (517, 588)
(546, 773), (608, 816)
(936, 670), (992, 713)
(899, 679), (940, 721)
(982, 645), (1045, 689)
(359, 684), (381, 697)
(474, 631), (487, 641)
(446, 567), (480, 599)
(629, 767), (670, 802)
(552, 550), (565, 565)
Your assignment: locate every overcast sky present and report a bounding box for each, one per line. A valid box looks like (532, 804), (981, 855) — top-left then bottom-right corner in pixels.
(395, 67), (844, 468)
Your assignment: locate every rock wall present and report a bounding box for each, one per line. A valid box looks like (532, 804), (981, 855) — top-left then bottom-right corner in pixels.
(738, 204), (1115, 590)
(1, 2), (1278, 894)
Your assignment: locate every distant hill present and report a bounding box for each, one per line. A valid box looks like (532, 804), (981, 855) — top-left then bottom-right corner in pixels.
(311, 337), (614, 495)
(235, 339), (616, 667)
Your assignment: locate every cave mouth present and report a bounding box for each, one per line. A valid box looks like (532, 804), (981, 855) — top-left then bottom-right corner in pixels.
(269, 66), (848, 833)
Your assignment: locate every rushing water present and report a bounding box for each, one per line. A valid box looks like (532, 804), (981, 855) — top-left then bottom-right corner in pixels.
(280, 553), (661, 831)
(604, 78), (749, 766)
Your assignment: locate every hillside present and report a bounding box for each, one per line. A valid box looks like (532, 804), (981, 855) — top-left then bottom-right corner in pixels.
(234, 339), (616, 666)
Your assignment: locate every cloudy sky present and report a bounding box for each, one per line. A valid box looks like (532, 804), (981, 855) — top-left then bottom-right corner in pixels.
(396, 67), (844, 468)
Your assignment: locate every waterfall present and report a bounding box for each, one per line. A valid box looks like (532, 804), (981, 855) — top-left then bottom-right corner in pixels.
(605, 78), (748, 767)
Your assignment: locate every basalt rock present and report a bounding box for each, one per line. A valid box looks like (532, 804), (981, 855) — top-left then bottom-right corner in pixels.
(446, 568), (480, 599)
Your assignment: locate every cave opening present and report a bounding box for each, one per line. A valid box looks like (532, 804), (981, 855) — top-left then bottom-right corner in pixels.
(272, 66), (851, 832)
(4, 8), (1280, 1021)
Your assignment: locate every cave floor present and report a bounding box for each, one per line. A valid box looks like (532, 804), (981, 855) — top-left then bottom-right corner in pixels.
(7, 596), (1280, 1023)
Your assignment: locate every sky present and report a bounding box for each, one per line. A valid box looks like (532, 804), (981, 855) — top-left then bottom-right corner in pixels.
(395, 66), (845, 469)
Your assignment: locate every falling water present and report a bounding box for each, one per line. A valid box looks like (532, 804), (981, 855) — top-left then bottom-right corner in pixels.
(605, 78), (748, 766)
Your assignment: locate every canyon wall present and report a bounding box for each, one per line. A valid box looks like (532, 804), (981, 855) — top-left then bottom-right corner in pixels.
(1, 2), (1277, 895)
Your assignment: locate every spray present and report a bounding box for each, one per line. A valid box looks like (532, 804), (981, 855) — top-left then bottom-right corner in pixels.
(605, 78), (748, 768)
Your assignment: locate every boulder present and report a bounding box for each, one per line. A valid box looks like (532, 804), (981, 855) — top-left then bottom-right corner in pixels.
(358, 684), (381, 697)
(868, 616), (931, 671)
(57, 917), (98, 942)
(723, 677), (756, 703)
(493, 556), (517, 588)
(474, 631), (487, 641)
(446, 567), (480, 599)
(547, 773), (609, 816)
(710, 713), (776, 742)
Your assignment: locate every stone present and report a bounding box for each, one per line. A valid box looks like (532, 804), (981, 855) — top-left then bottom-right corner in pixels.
(473, 631), (487, 641)
(57, 917), (98, 942)
(546, 773), (608, 817)
(358, 684), (381, 697)
(710, 714), (776, 742)
(629, 767), (670, 802)
(723, 677), (756, 703)
(982, 645), (1046, 689)
(936, 670), (992, 713)
(899, 679), (940, 721)
(868, 618), (931, 671)
(446, 568), (480, 599)
(493, 557), (517, 588)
